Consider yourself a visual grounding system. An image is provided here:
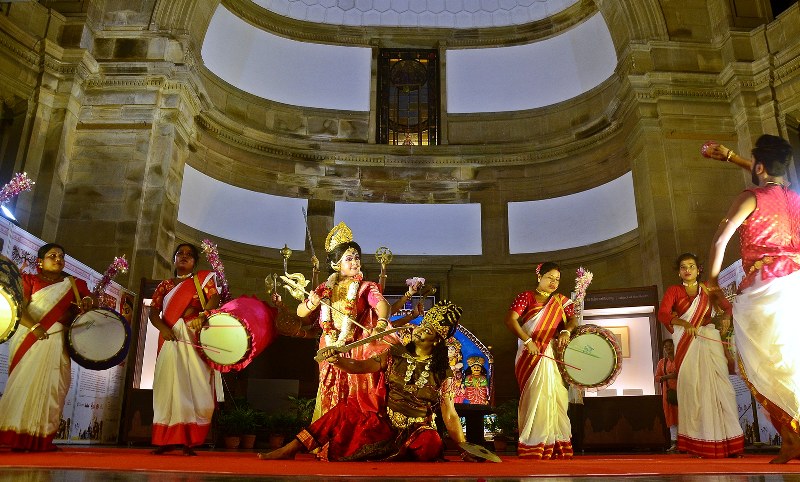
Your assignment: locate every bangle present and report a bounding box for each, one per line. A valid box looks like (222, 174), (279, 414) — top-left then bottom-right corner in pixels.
(523, 338), (533, 345)
(305, 299), (315, 310)
(560, 329), (571, 336)
(29, 323), (41, 332)
(404, 291), (414, 298)
(725, 149), (733, 162)
(377, 317), (388, 324)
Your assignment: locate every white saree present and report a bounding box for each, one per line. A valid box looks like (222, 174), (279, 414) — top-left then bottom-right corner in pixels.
(674, 295), (744, 457)
(0, 279), (73, 450)
(515, 307), (572, 459)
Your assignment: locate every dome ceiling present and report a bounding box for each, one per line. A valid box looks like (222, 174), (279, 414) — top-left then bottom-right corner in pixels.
(250, 0), (579, 29)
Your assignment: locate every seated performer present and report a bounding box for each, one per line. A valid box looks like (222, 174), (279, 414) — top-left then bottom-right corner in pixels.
(258, 300), (480, 462)
(0, 243), (94, 451)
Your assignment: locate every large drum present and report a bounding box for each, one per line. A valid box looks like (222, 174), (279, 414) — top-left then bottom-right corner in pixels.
(198, 295), (277, 372)
(67, 308), (131, 370)
(555, 324), (622, 389)
(0, 255), (23, 344)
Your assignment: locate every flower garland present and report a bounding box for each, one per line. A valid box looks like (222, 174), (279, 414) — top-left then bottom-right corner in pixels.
(201, 239), (230, 303)
(0, 172), (34, 205)
(573, 266), (594, 317)
(320, 272), (361, 347)
(92, 255), (129, 297)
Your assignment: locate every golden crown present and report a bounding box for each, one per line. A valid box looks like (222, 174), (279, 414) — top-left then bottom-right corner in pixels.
(421, 300), (462, 340)
(325, 221), (354, 253)
(467, 356), (485, 368)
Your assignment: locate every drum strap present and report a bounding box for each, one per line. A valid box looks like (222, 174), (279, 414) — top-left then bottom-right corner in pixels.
(193, 274), (207, 309)
(68, 276), (81, 304)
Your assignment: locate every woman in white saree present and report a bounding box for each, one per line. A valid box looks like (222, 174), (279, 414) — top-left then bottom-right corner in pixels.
(504, 262), (577, 459)
(149, 243), (220, 456)
(657, 253), (743, 458)
(0, 243), (93, 451)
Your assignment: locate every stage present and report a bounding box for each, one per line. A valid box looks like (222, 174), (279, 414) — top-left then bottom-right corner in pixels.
(3, 447), (800, 481)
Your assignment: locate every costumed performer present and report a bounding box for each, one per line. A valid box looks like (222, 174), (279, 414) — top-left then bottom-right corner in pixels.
(150, 243), (220, 456)
(504, 261), (577, 459)
(657, 252), (742, 457)
(705, 134), (800, 464)
(0, 243), (94, 451)
(258, 300), (480, 462)
(297, 222), (391, 421)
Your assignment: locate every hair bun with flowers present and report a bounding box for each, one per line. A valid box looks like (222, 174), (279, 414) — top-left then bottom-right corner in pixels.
(535, 263), (543, 276)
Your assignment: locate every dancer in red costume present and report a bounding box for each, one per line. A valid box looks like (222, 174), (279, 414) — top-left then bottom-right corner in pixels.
(297, 222), (391, 421)
(259, 300), (478, 462)
(504, 261), (577, 459)
(150, 243), (220, 456)
(705, 134), (800, 463)
(657, 253), (742, 458)
(0, 243), (94, 451)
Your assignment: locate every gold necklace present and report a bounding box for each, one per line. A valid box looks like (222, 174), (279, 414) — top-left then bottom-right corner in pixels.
(176, 272), (193, 279)
(535, 288), (551, 298)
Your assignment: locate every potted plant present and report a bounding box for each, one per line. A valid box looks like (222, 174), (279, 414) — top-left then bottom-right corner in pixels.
(216, 405), (260, 449)
(263, 396), (315, 449)
(486, 400), (518, 452)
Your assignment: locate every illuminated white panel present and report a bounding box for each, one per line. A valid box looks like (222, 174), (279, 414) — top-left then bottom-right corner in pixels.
(178, 165), (307, 250)
(508, 172), (637, 254)
(446, 13), (616, 113)
(334, 202), (482, 255)
(201, 5), (371, 110)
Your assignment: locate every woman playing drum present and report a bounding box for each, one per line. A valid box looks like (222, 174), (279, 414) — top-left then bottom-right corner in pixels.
(504, 261), (577, 459)
(150, 243), (220, 456)
(297, 222), (391, 421)
(657, 252), (743, 458)
(0, 243), (94, 451)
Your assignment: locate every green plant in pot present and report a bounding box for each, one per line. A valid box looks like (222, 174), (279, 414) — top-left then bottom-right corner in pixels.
(217, 405), (261, 449)
(486, 400), (519, 452)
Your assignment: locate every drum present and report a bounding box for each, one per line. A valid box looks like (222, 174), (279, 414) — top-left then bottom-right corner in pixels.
(0, 255), (23, 344)
(199, 295), (277, 372)
(555, 324), (622, 389)
(67, 307), (131, 370)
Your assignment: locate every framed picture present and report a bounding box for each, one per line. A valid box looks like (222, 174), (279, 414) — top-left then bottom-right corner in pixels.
(606, 326), (630, 358)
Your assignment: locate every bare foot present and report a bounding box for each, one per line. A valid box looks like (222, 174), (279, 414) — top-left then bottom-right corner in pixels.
(770, 427), (800, 464)
(257, 439), (303, 460)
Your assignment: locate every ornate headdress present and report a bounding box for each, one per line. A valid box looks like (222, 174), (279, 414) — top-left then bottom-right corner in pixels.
(467, 356), (485, 368)
(421, 300), (462, 340)
(325, 221), (354, 253)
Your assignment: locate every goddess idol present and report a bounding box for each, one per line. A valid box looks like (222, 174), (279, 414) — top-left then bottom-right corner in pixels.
(297, 222), (391, 421)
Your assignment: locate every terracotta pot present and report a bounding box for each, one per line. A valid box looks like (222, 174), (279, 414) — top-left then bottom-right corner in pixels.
(223, 435), (241, 449)
(268, 433), (286, 449)
(240, 434), (257, 449)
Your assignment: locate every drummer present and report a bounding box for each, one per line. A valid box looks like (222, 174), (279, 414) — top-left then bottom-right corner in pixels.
(149, 243), (220, 456)
(503, 261), (577, 459)
(0, 242), (94, 451)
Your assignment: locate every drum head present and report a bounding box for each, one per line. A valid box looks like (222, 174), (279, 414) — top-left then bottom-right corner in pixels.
(0, 257), (23, 344)
(68, 308), (131, 370)
(0, 288), (19, 343)
(559, 326), (622, 389)
(200, 312), (250, 367)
